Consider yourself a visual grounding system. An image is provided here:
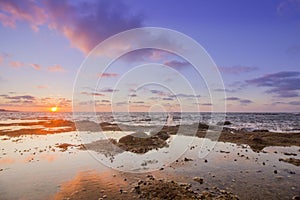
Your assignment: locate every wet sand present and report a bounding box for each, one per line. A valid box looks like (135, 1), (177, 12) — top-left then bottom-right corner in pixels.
(0, 120), (299, 199)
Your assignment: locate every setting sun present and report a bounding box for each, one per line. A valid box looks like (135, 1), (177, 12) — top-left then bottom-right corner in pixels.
(50, 107), (58, 112)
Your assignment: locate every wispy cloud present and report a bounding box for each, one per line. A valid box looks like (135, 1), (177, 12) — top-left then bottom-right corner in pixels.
(277, 0), (300, 16)
(149, 89), (169, 96)
(246, 71), (300, 98)
(9, 61), (24, 68)
(98, 73), (118, 78)
(36, 85), (48, 89)
(30, 63), (42, 70)
(81, 92), (104, 96)
(225, 96), (253, 105)
(0, 0), (47, 31)
(47, 64), (65, 72)
(164, 60), (190, 68)
(273, 101), (300, 106)
(201, 103), (212, 106)
(214, 88), (237, 93)
(169, 93), (201, 98)
(4, 95), (35, 100)
(219, 65), (257, 74)
(98, 88), (119, 93)
(121, 49), (165, 63)
(162, 97), (174, 101)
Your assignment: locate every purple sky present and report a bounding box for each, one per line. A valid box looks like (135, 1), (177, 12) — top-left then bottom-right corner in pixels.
(0, 0), (299, 112)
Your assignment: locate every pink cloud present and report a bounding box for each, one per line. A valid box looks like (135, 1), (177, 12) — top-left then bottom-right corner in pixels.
(0, 1), (143, 54)
(98, 73), (118, 78)
(30, 63), (41, 70)
(36, 85), (48, 89)
(164, 60), (190, 68)
(47, 64), (65, 72)
(45, 1), (143, 54)
(9, 61), (24, 68)
(0, 0), (47, 32)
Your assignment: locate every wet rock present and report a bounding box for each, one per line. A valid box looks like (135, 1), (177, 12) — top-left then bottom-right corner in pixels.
(217, 121), (232, 126)
(283, 152), (297, 156)
(252, 129), (269, 132)
(220, 150), (230, 154)
(132, 176), (204, 199)
(184, 157), (193, 162)
(55, 143), (74, 152)
(117, 132), (169, 154)
(193, 177), (204, 184)
(292, 195), (300, 200)
(249, 135), (263, 143)
(279, 158), (300, 166)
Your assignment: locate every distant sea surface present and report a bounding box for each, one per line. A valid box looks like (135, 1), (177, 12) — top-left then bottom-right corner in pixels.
(0, 112), (299, 133)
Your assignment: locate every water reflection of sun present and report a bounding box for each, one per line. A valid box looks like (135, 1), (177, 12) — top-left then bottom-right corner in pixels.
(50, 107), (58, 112)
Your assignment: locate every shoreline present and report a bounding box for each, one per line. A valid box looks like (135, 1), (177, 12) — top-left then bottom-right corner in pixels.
(1, 120), (299, 151)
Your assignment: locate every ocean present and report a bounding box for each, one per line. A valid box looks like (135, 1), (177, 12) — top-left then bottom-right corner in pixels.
(1, 111), (299, 133)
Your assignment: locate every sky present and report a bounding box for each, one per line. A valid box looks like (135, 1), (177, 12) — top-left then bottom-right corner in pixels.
(0, 0), (299, 112)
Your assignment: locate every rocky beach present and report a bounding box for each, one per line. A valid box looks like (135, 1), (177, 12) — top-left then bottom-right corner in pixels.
(0, 113), (299, 200)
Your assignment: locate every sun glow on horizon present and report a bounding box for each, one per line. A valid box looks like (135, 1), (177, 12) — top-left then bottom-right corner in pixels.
(50, 107), (58, 112)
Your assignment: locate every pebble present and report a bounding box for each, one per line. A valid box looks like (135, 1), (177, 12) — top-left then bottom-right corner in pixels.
(274, 170), (278, 174)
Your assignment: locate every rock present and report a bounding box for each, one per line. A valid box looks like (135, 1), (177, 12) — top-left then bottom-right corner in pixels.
(217, 121), (232, 126)
(193, 177), (204, 184)
(252, 129), (269, 132)
(279, 158), (300, 166)
(274, 170), (278, 174)
(292, 195), (300, 200)
(198, 123), (209, 130)
(283, 152), (297, 156)
(249, 135), (263, 143)
(184, 157), (193, 162)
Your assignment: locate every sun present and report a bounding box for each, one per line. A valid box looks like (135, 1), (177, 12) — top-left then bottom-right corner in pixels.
(50, 107), (58, 112)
